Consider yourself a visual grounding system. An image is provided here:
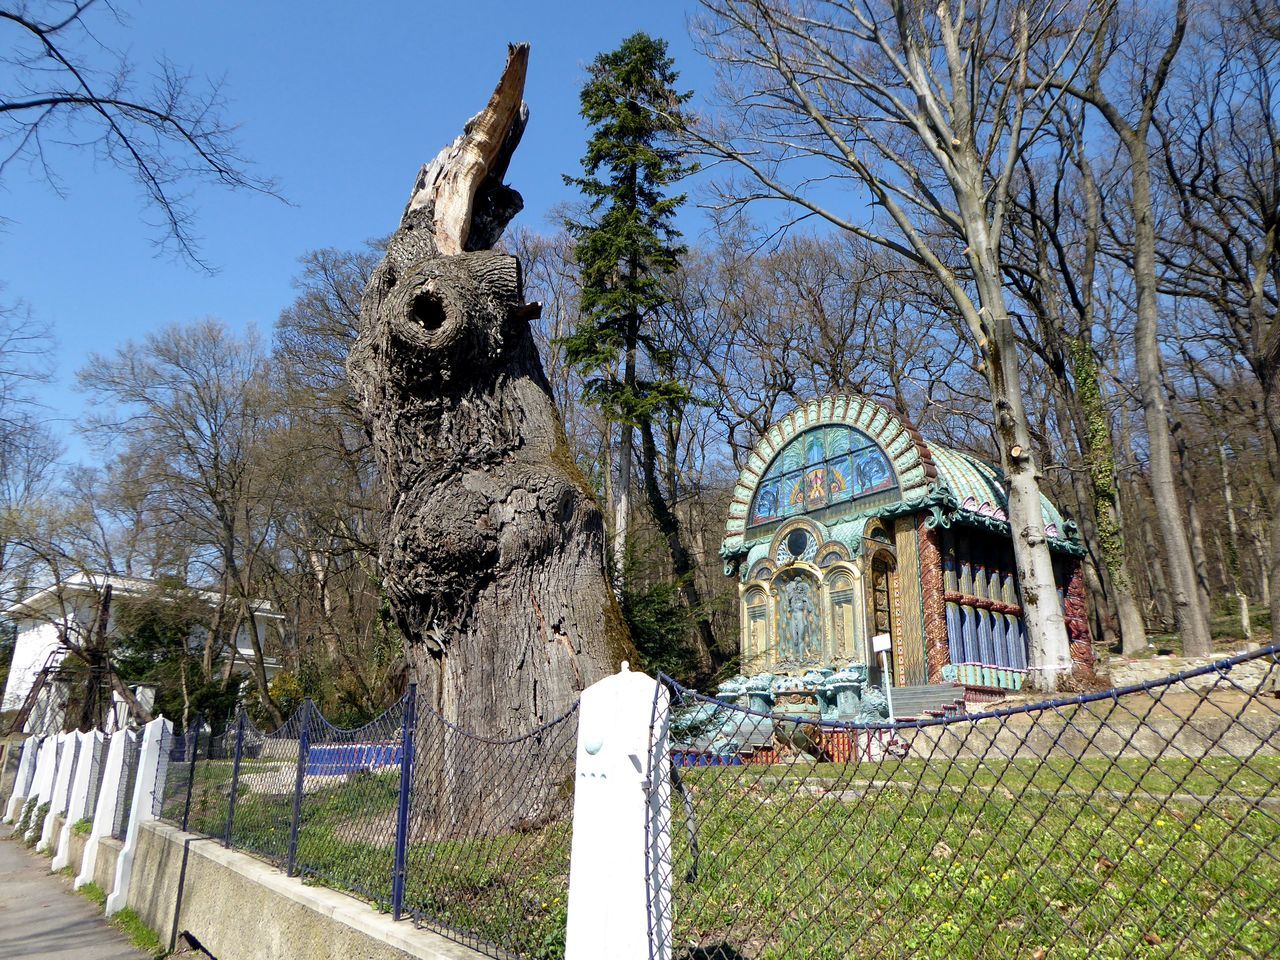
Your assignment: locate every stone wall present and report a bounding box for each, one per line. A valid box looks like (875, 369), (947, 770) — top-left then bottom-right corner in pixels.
(127, 820), (482, 960)
(1107, 652), (1278, 693)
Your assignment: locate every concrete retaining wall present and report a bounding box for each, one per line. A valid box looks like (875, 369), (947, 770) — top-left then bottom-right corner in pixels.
(93, 836), (122, 893)
(67, 828), (88, 876)
(127, 821), (482, 960)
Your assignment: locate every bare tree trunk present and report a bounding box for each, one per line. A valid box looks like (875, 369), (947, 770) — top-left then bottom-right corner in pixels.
(1049, 369), (1122, 651)
(348, 46), (633, 826)
(1131, 160), (1212, 655)
(1217, 444), (1252, 640)
(639, 421), (715, 680)
(1264, 377), (1280, 642)
(981, 295), (1073, 687)
(76, 585), (112, 732)
(1172, 410), (1214, 622)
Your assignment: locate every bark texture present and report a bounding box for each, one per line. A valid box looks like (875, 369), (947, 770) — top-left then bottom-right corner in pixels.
(348, 45), (632, 754)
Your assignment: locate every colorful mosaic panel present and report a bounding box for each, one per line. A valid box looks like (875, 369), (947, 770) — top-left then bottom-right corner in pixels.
(749, 426), (897, 527)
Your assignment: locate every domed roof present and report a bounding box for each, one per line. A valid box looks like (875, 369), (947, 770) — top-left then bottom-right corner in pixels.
(927, 445), (1068, 537)
(722, 394), (1080, 575)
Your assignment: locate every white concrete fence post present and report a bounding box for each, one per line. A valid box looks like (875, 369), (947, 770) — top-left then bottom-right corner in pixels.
(38, 731), (77, 852)
(53, 731), (104, 870)
(3, 735), (40, 823)
(75, 729), (130, 891)
(106, 716), (171, 916)
(23, 735), (58, 841)
(565, 662), (672, 960)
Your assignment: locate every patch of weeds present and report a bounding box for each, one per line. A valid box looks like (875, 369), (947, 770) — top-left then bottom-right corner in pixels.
(14, 796), (36, 835)
(76, 880), (108, 907)
(71, 817), (93, 835)
(109, 907), (165, 958)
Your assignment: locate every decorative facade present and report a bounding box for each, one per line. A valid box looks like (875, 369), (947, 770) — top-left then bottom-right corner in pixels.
(722, 395), (1093, 695)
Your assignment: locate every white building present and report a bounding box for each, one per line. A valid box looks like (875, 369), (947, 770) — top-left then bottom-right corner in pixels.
(2, 572), (284, 734)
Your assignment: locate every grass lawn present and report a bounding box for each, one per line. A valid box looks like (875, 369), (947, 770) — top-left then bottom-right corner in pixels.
(669, 754), (1278, 960)
(168, 743), (1279, 959)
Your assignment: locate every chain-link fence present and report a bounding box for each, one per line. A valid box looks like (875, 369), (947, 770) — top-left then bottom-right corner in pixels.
(82, 734), (109, 822)
(154, 688), (579, 959)
(111, 731), (140, 841)
(402, 700), (578, 959)
(648, 647), (1280, 960)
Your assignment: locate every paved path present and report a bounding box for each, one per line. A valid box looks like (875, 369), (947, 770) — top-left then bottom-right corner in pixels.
(0, 830), (147, 960)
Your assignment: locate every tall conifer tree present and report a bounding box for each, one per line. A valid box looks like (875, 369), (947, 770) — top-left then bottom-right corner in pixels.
(565, 34), (715, 678)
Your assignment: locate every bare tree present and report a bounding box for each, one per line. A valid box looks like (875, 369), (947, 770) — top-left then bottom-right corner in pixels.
(1039, 0), (1214, 654)
(77, 318), (286, 722)
(1002, 112), (1150, 654)
(1155, 0), (1280, 641)
(691, 0), (1099, 686)
(1, 0), (278, 265)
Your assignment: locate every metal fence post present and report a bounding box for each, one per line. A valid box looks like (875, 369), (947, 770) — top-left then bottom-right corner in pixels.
(391, 684), (417, 921)
(224, 710), (246, 848)
(286, 699), (311, 877)
(181, 714), (203, 832)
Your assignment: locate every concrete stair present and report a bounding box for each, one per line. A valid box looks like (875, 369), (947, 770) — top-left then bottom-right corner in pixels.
(888, 683), (967, 720)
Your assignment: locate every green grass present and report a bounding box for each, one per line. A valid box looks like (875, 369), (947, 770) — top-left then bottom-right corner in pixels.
(799, 755), (1280, 800)
(71, 817), (93, 836)
(74, 881), (165, 957)
(163, 746), (1280, 960)
(668, 754), (1279, 960)
(174, 763), (571, 959)
(76, 880), (108, 907)
(110, 908), (165, 958)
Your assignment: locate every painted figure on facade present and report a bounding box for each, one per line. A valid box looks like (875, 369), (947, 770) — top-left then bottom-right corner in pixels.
(777, 575), (822, 661)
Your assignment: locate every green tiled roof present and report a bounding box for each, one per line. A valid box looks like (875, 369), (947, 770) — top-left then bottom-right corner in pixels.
(928, 445), (1067, 534)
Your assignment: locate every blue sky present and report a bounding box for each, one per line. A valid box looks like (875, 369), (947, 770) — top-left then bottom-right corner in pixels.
(4, 1), (717, 462)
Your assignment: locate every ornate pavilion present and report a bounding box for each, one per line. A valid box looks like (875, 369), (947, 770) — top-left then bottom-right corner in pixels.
(721, 394), (1093, 697)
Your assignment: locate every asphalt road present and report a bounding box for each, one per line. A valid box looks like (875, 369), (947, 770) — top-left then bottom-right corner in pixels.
(0, 829), (147, 960)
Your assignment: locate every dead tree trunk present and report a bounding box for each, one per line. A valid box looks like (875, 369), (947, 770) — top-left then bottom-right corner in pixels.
(348, 45), (633, 829)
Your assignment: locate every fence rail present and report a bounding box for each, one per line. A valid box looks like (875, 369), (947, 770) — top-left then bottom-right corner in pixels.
(648, 646), (1280, 960)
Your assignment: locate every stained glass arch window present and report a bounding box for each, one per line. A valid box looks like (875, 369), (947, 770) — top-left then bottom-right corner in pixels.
(749, 425), (898, 528)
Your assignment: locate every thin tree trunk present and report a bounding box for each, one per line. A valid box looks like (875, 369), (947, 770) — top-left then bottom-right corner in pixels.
(1172, 412), (1214, 621)
(639, 420), (715, 680)
(1049, 384), (1119, 650)
(1219, 444), (1252, 640)
(1130, 156), (1212, 655)
(975, 267), (1073, 687)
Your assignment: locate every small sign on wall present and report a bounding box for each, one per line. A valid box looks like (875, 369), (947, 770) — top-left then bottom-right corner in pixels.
(871, 633), (892, 654)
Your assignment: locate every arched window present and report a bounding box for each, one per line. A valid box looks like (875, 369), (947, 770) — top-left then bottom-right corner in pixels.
(749, 425), (897, 527)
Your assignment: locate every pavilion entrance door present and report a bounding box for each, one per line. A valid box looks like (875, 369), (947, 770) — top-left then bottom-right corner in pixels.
(868, 553), (898, 688)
